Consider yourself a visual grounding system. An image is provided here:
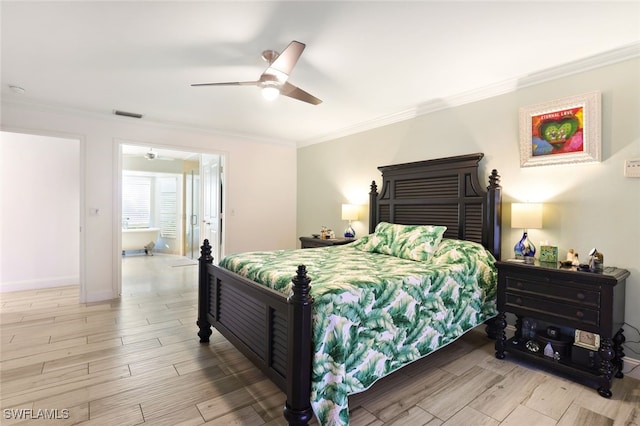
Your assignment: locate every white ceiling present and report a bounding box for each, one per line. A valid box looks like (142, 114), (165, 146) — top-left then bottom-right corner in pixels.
(2, 1), (639, 147)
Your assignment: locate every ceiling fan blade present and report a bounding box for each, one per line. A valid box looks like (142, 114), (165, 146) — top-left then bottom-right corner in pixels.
(280, 82), (322, 105)
(263, 41), (305, 83)
(191, 81), (260, 87)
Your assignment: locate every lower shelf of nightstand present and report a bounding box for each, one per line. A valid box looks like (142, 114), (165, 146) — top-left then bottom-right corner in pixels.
(503, 337), (610, 389)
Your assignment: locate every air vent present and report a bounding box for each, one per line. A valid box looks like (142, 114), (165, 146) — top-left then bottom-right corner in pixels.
(113, 110), (143, 119)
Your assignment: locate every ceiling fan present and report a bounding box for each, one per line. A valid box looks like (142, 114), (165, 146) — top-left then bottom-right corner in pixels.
(191, 40), (322, 105)
(123, 148), (174, 161)
(144, 148), (174, 161)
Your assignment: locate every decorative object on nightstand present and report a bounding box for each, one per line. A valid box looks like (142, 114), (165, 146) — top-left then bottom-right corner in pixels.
(319, 226), (335, 239)
(574, 329), (600, 350)
(588, 248), (604, 272)
(561, 249), (579, 267)
(320, 226), (328, 239)
(511, 202), (542, 263)
(539, 245), (558, 263)
(341, 204), (358, 238)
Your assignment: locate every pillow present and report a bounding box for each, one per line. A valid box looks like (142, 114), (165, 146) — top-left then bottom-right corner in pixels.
(354, 222), (447, 262)
(351, 233), (376, 251)
(432, 238), (494, 264)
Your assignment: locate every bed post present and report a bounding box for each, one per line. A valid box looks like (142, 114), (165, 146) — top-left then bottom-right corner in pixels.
(485, 170), (502, 340)
(197, 239), (213, 343)
(283, 265), (314, 425)
(369, 180), (378, 234)
(485, 169), (502, 261)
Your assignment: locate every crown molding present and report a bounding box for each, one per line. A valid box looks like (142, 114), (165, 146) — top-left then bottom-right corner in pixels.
(297, 42), (640, 148)
(1, 98), (298, 149)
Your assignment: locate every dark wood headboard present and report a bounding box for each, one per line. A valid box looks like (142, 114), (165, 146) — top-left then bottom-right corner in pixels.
(368, 153), (502, 260)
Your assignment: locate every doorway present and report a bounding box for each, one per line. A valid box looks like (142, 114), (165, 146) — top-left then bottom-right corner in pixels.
(182, 153), (223, 261)
(201, 153), (223, 261)
(119, 143), (223, 294)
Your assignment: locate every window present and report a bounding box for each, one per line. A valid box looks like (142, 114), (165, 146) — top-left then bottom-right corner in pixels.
(122, 175), (151, 228)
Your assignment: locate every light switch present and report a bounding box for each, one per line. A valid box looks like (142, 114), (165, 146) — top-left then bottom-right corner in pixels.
(624, 158), (640, 178)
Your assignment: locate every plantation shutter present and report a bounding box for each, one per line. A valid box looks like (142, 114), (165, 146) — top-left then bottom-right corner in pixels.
(158, 177), (178, 238)
(122, 176), (151, 228)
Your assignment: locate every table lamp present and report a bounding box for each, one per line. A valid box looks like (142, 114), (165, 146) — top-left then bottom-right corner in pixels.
(511, 202), (542, 263)
(341, 204), (358, 238)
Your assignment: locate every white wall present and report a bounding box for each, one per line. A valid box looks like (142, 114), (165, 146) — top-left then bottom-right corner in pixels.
(297, 58), (640, 362)
(1, 104), (297, 302)
(1, 132), (80, 292)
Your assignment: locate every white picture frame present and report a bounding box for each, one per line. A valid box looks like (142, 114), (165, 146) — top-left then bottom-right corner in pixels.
(519, 91), (601, 167)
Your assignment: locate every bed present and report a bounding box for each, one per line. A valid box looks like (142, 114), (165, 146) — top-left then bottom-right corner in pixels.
(197, 153), (502, 425)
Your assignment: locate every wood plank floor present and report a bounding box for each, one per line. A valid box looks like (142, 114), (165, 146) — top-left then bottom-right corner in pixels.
(1, 254), (638, 425)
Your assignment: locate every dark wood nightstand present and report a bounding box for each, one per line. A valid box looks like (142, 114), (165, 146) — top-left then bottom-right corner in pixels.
(494, 260), (629, 398)
(299, 236), (354, 249)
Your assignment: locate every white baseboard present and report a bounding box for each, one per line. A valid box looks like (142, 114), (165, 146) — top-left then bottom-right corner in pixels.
(0, 276), (79, 293)
(83, 290), (116, 303)
(622, 356), (640, 380)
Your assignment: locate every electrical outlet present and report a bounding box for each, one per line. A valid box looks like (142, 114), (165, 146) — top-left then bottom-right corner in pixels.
(624, 158), (640, 178)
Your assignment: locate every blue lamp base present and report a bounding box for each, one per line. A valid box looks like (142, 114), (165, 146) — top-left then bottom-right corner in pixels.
(344, 224), (355, 239)
(514, 231), (535, 263)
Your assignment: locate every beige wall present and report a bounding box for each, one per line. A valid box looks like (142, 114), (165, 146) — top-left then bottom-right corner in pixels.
(297, 58), (640, 355)
(1, 103), (298, 302)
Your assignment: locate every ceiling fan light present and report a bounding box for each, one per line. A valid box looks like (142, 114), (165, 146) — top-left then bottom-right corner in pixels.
(261, 86), (280, 101)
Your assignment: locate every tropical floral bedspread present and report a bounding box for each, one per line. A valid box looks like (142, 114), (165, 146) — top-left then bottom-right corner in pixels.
(219, 238), (497, 425)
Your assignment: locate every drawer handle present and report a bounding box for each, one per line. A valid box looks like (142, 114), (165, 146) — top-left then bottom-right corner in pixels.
(516, 298), (523, 305)
(577, 292), (585, 300)
(576, 310), (584, 318)
(516, 281), (524, 288)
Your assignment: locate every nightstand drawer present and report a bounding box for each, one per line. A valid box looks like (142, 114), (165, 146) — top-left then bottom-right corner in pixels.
(301, 239), (331, 248)
(504, 292), (599, 327)
(505, 276), (600, 308)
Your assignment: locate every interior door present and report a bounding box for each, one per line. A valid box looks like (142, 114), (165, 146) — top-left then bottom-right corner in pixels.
(185, 168), (200, 259)
(201, 154), (222, 262)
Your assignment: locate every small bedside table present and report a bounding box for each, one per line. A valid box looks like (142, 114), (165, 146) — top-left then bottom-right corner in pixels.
(494, 260), (629, 398)
(299, 236), (354, 249)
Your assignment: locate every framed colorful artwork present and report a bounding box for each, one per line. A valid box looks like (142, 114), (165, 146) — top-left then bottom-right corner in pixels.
(519, 91), (601, 167)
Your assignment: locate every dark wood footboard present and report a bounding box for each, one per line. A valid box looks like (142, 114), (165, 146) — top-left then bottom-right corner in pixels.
(197, 240), (313, 425)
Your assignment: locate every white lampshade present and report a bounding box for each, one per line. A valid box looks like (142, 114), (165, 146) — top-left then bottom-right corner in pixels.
(341, 204), (359, 221)
(511, 203), (543, 229)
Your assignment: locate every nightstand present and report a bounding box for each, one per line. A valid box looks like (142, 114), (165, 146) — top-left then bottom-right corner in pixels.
(299, 236), (354, 249)
(494, 260), (629, 398)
